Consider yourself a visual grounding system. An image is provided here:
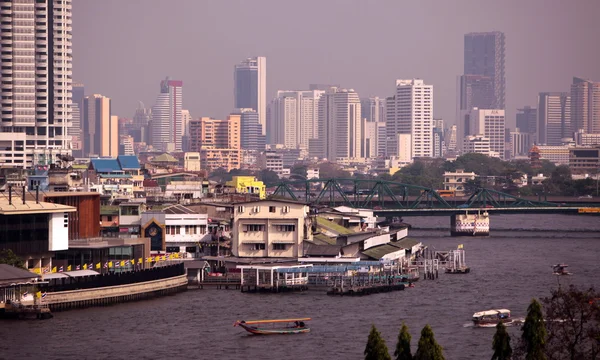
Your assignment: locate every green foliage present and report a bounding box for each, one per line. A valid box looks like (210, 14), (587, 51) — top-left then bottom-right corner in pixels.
(542, 285), (600, 360)
(365, 324), (391, 360)
(257, 169), (280, 185)
(492, 322), (512, 360)
(319, 162), (351, 179)
(414, 324), (445, 360)
(0, 249), (25, 269)
(395, 322), (413, 360)
(521, 299), (547, 360)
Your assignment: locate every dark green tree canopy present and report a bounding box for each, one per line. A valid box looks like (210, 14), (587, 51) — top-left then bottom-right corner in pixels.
(395, 322), (413, 360)
(365, 324), (391, 360)
(0, 249), (25, 269)
(492, 322), (512, 360)
(521, 299), (547, 360)
(414, 324), (445, 360)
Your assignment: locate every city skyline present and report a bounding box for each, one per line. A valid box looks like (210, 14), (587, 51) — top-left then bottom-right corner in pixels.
(72, 1), (600, 129)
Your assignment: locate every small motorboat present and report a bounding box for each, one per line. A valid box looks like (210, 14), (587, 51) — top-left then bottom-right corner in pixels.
(233, 318), (311, 335)
(552, 264), (572, 276)
(472, 309), (511, 327)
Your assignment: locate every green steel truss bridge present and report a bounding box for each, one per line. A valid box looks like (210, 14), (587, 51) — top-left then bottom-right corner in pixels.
(270, 178), (600, 216)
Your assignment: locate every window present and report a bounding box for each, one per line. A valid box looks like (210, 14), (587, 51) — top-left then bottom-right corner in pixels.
(277, 225), (296, 232)
(185, 225), (195, 235)
(185, 246), (197, 253)
(106, 215), (112, 222)
(269, 206), (276, 213)
(273, 244), (286, 251)
(166, 246), (180, 253)
(245, 224), (265, 232)
(252, 243), (266, 250)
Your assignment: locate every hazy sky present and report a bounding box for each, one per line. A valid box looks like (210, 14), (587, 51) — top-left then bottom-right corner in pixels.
(73, 0), (600, 129)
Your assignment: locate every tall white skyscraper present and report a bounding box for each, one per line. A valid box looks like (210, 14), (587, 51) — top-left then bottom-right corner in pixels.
(386, 79), (433, 159)
(467, 108), (505, 159)
(312, 88), (362, 161)
(0, 0), (72, 168)
(234, 57), (266, 135)
(268, 90), (324, 149)
(151, 78), (183, 151)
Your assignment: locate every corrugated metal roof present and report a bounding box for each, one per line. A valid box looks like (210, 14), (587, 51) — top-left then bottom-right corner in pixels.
(304, 243), (341, 257)
(90, 158), (122, 173)
(117, 155), (140, 170)
(362, 244), (403, 260)
(316, 218), (355, 235)
(163, 204), (197, 214)
(392, 238), (420, 249)
(312, 233), (338, 245)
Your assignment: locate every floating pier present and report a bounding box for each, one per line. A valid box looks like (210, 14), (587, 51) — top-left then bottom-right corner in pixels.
(327, 283), (405, 296)
(0, 302), (52, 320)
(444, 249), (470, 274)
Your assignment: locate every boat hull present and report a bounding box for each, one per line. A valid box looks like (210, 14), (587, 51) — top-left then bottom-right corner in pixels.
(238, 323), (310, 335)
(473, 318), (512, 327)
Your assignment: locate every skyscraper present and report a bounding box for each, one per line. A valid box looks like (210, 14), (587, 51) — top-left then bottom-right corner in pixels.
(234, 57), (266, 135)
(232, 108), (266, 152)
(70, 83), (85, 158)
(151, 78), (183, 152)
(516, 106), (537, 145)
(0, 0), (72, 168)
(538, 92), (571, 146)
(386, 79), (433, 159)
(464, 32), (506, 109)
(197, 116), (241, 171)
(268, 90), (324, 148)
(570, 77), (600, 134)
(311, 88), (362, 160)
(83, 95), (118, 157)
(467, 108), (506, 159)
(361, 97), (386, 122)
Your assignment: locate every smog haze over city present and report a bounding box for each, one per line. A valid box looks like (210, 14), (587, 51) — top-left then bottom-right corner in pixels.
(74, 0), (600, 128)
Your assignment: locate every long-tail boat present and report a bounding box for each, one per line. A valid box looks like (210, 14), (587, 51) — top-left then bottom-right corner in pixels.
(233, 318), (311, 335)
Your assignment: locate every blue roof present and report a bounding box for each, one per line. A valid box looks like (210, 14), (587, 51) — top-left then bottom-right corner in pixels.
(117, 155), (140, 170)
(90, 158), (122, 173)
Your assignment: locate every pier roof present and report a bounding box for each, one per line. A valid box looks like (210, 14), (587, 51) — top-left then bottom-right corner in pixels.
(304, 243), (341, 257)
(0, 264), (40, 286)
(362, 244), (404, 260)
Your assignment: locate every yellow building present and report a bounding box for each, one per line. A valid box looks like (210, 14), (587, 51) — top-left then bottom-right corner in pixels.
(225, 176), (266, 199)
(232, 199), (312, 258)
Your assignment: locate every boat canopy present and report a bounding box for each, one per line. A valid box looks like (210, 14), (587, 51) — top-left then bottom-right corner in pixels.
(473, 309), (510, 317)
(238, 318), (311, 325)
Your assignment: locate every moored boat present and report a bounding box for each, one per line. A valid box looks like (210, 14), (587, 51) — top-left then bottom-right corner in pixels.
(233, 318), (311, 335)
(472, 309), (511, 327)
(552, 264), (572, 276)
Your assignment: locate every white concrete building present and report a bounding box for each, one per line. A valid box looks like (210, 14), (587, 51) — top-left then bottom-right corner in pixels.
(510, 129), (530, 158)
(258, 150), (284, 175)
(181, 109), (192, 137)
(463, 135), (492, 156)
(0, 0), (73, 168)
(151, 78), (183, 151)
(362, 121), (385, 159)
(444, 170), (476, 196)
(184, 152), (201, 171)
(536, 145), (570, 165)
(386, 79), (433, 159)
(396, 134), (412, 165)
(234, 57), (266, 135)
(467, 108), (506, 159)
(314, 88), (362, 161)
(268, 90), (324, 149)
(306, 168), (320, 180)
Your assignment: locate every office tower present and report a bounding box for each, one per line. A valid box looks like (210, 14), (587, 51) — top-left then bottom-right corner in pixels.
(446, 125), (458, 152)
(70, 104), (82, 158)
(181, 109), (192, 151)
(120, 135), (135, 156)
(362, 120), (381, 158)
(197, 115), (241, 171)
(538, 92), (571, 146)
(234, 57), (266, 135)
(311, 88), (361, 160)
(0, 0), (72, 168)
(463, 135), (492, 156)
(464, 32), (505, 109)
(377, 123), (387, 157)
(467, 108), (505, 159)
(132, 102), (151, 143)
(510, 129), (530, 158)
(570, 77), (600, 134)
(459, 75), (495, 111)
(516, 106), (537, 143)
(72, 83), (85, 111)
(151, 78), (183, 152)
(83, 95), (118, 157)
(432, 119), (445, 158)
(386, 79), (433, 159)
(361, 97), (386, 122)
(232, 108), (266, 152)
(268, 90), (324, 148)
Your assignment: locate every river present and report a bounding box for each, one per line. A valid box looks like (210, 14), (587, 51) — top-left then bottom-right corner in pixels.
(1, 214), (599, 360)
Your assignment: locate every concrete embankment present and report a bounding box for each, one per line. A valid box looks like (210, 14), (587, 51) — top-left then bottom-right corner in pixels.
(45, 274), (188, 311)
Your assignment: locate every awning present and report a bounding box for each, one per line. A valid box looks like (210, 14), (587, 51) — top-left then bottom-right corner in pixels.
(42, 273), (69, 280)
(272, 239), (295, 244)
(273, 223), (296, 227)
(62, 270), (100, 277)
(242, 240), (267, 244)
(348, 219), (360, 223)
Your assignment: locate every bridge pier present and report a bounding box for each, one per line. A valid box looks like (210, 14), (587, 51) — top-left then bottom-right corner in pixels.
(450, 211), (490, 236)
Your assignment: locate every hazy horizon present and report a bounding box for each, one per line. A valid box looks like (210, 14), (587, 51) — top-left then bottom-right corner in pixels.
(73, 0), (600, 129)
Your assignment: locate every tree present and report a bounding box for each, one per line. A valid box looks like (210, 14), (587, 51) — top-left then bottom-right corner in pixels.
(492, 322), (512, 360)
(0, 249), (25, 269)
(414, 324), (445, 360)
(521, 299), (547, 360)
(542, 285), (600, 360)
(257, 169), (279, 185)
(365, 324), (391, 360)
(395, 322), (413, 360)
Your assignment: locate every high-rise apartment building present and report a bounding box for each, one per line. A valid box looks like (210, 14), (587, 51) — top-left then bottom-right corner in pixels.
(510, 129), (530, 158)
(386, 79), (433, 159)
(151, 78), (183, 152)
(361, 97), (386, 122)
(198, 115), (241, 171)
(268, 90), (323, 148)
(570, 77), (600, 134)
(311, 88), (362, 161)
(538, 92), (571, 146)
(464, 32), (505, 109)
(432, 119), (445, 158)
(467, 108), (505, 159)
(232, 108), (265, 152)
(83, 95), (117, 157)
(446, 125), (458, 153)
(362, 120), (385, 159)
(234, 57), (266, 135)
(70, 82), (84, 157)
(0, 0), (72, 168)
